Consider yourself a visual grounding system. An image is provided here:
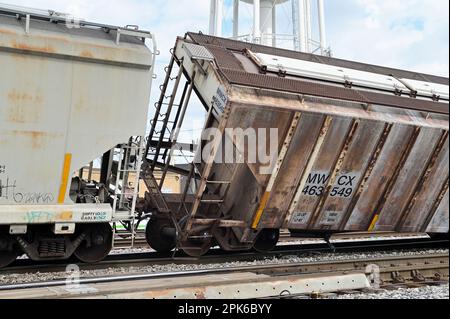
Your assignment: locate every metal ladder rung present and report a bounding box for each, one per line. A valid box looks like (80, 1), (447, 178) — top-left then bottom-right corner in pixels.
(161, 103), (180, 107)
(156, 121), (176, 126)
(152, 132), (171, 138)
(206, 180), (231, 185)
(118, 169), (140, 173)
(200, 199), (224, 204)
(149, 136), (171, 141)
(119, 145), (144, 150)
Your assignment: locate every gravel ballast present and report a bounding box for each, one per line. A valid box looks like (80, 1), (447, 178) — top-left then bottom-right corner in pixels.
(0, 248), (447, 288)
(332, 284), (449, 299)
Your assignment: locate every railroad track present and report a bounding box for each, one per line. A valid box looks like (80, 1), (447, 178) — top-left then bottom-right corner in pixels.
(111, 230), (292, 248)
(1, 236), (448, 275)
(111, 230), (431, 248)
(0, 250), (447, 299)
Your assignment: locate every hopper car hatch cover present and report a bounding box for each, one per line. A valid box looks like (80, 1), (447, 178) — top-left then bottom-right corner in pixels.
(185, 32), (448, 115)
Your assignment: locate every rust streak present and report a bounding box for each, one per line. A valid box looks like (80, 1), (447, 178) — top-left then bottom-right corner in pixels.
(80, 50), (94, 58)
(0, 28), (17, 35)
(396, 130), (449, 230)
(7, 91), (43, 103)
(367, 126), (422, 230)
(11, 130), (59, 150)
(11, 41), (56, 54)
(7, 90), (43, 124)
(194, 288), (206, 299)
(339, 123), (393, 229)
(421, 178), (450, 232)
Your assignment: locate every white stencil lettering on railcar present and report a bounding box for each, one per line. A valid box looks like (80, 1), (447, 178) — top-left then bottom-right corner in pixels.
(212, 86), (228, 113)
(320, 211), (344, 226)
(81, 212), (108, 221)
(290, 211), (312, 225)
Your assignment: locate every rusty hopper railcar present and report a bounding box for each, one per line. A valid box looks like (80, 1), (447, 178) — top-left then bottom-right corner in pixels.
(142, 33), (449, 257)
(0, 5), (156, 267)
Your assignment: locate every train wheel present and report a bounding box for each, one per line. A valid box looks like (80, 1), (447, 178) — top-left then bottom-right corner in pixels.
(145, 218), (176, 253)
(176, 216), (212, 257)
(180, 238), (212, 257)
(0, 231), (19, 268)
(253, 229), (280, 253)
(74, 223), (112, 263)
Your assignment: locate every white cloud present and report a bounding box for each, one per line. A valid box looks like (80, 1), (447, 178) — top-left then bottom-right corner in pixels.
(327, 0), (449, 76)
(2, 0), (448, 142)
(4, 0), (447, 75)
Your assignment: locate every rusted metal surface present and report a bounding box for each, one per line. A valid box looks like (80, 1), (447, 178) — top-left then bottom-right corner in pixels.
(163, 34), (449, 251)
(344, 124), (417, 231)
(398, 134), (449, 232)
(187, 32), (449, 86)
(186, 33), (448, 115)
(260, 113), (326, 228)
(426, 189), (449, 233)
(221, 68), (448, 115)
(373, 128), (444, 231)
(311, 120), (386, 230)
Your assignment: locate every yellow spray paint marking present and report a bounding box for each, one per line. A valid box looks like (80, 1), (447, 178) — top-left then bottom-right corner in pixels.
(57, 153), (72, 204)
(251, 192), (271, 229)
(368, 214), (379, 231)
(57, 211), (73, 221)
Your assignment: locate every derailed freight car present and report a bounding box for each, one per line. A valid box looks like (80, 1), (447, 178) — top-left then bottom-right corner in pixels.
(0, 5), (156, 267)
(142, 33), (449, 256)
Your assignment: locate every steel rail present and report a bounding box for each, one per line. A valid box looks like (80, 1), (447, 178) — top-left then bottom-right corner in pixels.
(0, 251), (447, 293)
(1, 237), (448, 275)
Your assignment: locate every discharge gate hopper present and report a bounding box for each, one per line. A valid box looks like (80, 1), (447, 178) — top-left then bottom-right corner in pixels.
(143, 33), (449, 256)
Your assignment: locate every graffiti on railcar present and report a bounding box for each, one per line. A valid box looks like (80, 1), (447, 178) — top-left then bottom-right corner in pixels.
(1, 164), (16, 200)
(13, 191), (55, 204)
(1, 165), (54, 204)
(26, 211), (55, 223)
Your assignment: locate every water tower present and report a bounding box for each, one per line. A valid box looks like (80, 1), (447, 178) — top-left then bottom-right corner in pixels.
(209, 0), (330, 55)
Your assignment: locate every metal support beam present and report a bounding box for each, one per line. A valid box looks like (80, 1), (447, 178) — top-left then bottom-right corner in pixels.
(305, 0), (311, 52)
(317, 0), (327, 55)
(216, 0), (223, 37)
(209, 0), (216, 35)
(209, 0), (223, 36)
(253, 0), (261, 43)
(292, 0), (299, 51)
(272, 1), (277, 47)
(298, 0), (307, 52)
(233, 0), (239, 38)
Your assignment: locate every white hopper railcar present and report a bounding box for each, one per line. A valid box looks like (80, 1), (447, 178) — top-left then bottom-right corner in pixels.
(0, 4), (156, 267)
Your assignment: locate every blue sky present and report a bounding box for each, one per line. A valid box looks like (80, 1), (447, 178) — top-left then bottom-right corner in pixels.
(2, 0), (449, 143)
(4, 0), (448, 76)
